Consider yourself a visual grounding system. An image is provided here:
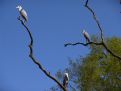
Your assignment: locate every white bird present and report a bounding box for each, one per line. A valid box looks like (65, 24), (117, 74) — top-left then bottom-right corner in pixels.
(16, 5), (28, 22)
(63, 73), (69, 88)
(82, 30), (90, 43)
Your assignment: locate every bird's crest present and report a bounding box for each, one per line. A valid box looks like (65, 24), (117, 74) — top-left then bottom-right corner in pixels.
(16, 5), (22, 11)
(64, 73), (69, 77)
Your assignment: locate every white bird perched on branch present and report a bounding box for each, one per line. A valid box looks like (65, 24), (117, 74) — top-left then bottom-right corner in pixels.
(16, 5), (28, 22)
(63, 73), (69, 88)
(82, 29), (90, 43)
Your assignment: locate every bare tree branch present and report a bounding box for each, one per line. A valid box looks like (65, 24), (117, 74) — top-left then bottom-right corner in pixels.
(85, 0), (121, 60)
(65, 0), (121, 61)
(65, 41), (121, 61)
(85, 0), (104, 41)
(17, 17), (67, 91)
(65, 42), (103, 47)
(102, 42), (121, 60)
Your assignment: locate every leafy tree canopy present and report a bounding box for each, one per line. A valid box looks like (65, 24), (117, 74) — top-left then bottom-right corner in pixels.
(50, 36), (121, 91)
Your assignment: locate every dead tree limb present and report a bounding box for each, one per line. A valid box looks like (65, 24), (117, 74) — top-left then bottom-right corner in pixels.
(17, 17), (67, 91)
(85, 0), (121, 60)
(85, 0), (104, 41)
(65, 0), (121, 61)
(65, 42), (103, 47)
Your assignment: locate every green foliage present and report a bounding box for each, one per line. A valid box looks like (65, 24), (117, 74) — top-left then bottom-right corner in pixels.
(78, 37), (121, 91)
(50, 37), (121, 91)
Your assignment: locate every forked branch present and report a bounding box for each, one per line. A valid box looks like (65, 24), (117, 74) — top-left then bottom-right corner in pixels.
(85, 0), (121, 60)
(65, 0), (121, 61)
(17, 17), (67, 91)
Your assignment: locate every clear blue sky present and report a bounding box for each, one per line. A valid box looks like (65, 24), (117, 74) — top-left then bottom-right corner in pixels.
(0, 0), (121, 91)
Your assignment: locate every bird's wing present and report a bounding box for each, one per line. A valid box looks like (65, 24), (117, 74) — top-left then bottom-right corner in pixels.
(20, 9), (28, 21)
(84, 32), (90, 39)
(65, 75), (69, 81)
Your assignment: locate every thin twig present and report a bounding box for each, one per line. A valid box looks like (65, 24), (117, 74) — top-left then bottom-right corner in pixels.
(85, 0), (104, 41)
(102, 42), (121, 60)
(65, 0), (121, 61)
(84, 0), (121, 60)
(69, 83), (76, 91)
(17, 17), (67, 91)
(65, 41), (121, 61)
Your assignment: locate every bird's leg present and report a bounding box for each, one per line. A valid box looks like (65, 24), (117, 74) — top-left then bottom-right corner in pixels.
(17, 16), (26, 25)
(86, 38), (90, 43)
(86, 39), (88, 43)
(23, 20), (26, 24)
(17, 16), (24, 22)
(87, 38), (90, 43)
